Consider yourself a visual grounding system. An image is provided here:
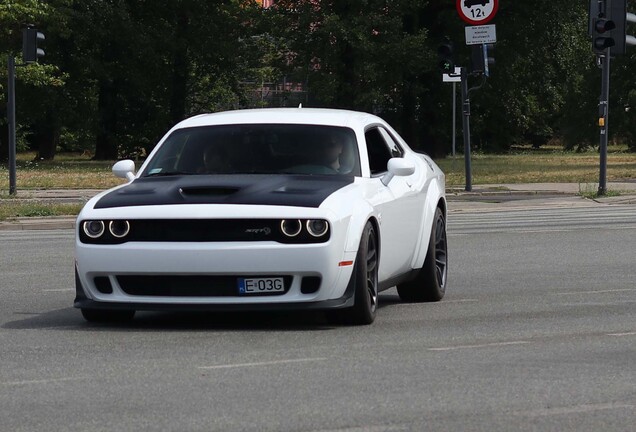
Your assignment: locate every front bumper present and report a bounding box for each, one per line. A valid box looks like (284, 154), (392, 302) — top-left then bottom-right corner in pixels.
(74, 239), (357, 310)
(74, 267), (356, 312)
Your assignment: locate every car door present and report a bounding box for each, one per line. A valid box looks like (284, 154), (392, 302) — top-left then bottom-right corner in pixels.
(364, 126), (422, 281)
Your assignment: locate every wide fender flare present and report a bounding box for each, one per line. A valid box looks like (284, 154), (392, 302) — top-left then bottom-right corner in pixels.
(343, 201), (377, 254)
(411, 177), (446, 270)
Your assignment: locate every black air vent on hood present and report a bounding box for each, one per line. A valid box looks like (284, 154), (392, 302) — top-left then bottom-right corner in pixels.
(179, 186), (241, 197)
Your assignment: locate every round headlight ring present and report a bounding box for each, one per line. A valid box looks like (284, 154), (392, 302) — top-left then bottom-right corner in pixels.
(280, 219), (302, 237)
(109, 220), (130, 238)
(306, 219), (329, 237)
(83, 220), (105, 239)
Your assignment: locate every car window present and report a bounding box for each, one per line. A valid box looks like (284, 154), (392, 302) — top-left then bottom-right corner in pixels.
(142, 124), (361, 177)
(365, 127), (394, 175)
(378, 128), (404, 158)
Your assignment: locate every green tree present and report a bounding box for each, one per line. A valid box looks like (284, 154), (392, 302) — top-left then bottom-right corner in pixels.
(268, 0), (449, 154)
(63, 0), (260, 159)
(4, 0), (635, 165)
(0, 0), (68, 161)
(470, 0), (594, 152)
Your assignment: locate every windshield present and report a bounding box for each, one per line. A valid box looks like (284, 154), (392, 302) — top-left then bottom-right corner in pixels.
(142, 124), (361, 177)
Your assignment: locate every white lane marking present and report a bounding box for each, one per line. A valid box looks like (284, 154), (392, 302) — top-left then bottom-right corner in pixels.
(198, 357), (327, 370)
(449, 226), (636, 235)
(560, 301), (636, 307)
(555, 288), (636, 295)
(310, 426), (408, 432)
(428, 341), (530, 352)
(2, 377), (85, 386)
(42, 289), (74, 292)
(516, 402), (636, 417)
(607, 331), (636, 337)
(396, 299), (477, 306)
(444, 299), (479, 303)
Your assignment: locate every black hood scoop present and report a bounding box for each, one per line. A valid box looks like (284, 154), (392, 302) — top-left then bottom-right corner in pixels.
(94, 174), (354, 209)
(179, 186), (241, 197)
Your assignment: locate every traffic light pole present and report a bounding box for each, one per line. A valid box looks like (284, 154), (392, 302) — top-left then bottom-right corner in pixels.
(460, 67), (472, 192)
(7, 56), (17, 196)
(598, 51), (610, 196)
(452, 81), (457, 157)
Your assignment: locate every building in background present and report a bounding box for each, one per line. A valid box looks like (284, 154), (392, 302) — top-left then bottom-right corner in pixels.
(244, 0), (309, 108)
(256, 0), (274, 8)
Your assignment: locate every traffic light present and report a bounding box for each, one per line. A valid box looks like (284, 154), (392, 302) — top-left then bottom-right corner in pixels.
(470, 44), (495, 77)
(609, 0), (627, 55)
(438, 41), (455, 74)
(592, 16), (617, 53)
(22, 27), (45, 63)
(589, 0), (627, 55)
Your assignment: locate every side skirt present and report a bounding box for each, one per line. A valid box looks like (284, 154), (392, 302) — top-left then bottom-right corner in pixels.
(378, 269), (419, 292)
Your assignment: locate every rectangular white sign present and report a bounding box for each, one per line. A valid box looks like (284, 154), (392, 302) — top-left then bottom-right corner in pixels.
(465, 24), (497, 45)
(443, 67), (461, 83)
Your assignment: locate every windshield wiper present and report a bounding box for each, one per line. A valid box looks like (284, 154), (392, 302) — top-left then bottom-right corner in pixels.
(237, 170), (280, 174)
(145, 171), (193, 177)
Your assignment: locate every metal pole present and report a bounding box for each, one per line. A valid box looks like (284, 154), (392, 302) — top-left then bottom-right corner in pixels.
(461, 67), (472, 192)
(452, 81), (457, 157)
(8, 56), (17, 196)
(598, 51), (610, 196)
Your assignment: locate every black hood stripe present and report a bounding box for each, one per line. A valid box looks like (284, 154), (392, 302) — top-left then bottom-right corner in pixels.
(94, 174), (354, 209)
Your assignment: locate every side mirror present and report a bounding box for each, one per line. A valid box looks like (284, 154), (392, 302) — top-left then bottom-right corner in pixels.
(382, 158), (415, 185)
(112, 159), (136, 181)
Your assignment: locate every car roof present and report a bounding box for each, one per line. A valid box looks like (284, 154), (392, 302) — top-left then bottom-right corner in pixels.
(174, 108), (383, 130)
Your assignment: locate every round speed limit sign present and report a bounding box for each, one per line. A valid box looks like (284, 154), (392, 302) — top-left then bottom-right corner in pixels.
(456, 0), (499, 25)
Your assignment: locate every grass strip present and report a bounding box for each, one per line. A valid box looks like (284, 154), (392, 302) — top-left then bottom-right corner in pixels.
(0, 149), (635, 189)
(437, 153), (636, 186)
(0, 202), (83, 221)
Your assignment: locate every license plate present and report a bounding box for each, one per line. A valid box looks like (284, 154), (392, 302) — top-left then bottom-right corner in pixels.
(238, 277), (285, 295)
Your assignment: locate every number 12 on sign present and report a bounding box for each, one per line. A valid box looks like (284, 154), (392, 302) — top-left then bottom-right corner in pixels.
(456, 0), (499, 26)
(470, 7), (485, 19)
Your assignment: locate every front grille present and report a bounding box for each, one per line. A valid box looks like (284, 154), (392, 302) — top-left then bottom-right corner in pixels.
(134, 219), (281, 242)
(117, 275), (292, 297)
(79, 219), (329, 244)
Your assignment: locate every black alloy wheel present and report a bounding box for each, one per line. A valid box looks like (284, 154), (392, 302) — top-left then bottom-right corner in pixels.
(331, 221), (379, 325)
(397, 207), (447, 302)
(433, 208), (448, 291)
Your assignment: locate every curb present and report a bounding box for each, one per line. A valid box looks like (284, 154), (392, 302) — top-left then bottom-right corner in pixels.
(446, 190), (571, 199)
(0, 217), (76, 232)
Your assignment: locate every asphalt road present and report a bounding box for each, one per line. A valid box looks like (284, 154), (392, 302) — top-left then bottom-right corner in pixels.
(1, 203), (635, 432)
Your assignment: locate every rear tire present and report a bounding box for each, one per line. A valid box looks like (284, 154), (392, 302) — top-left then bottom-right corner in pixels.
(397, 207), (447, 302)
(81, 309), (135, 323)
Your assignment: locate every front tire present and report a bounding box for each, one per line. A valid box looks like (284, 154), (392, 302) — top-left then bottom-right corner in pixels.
(81, 309), (136, 323)
(397, 207), (447, 302)
(330, 222), (379, 325)
(349, 222), (379, 325)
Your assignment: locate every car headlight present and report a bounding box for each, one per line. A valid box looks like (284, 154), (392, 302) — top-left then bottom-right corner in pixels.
(280, 219), (302, 237)
(109, 220), (130, 238)
(83, 220), (105, 238)
(306, 219), (329, 237)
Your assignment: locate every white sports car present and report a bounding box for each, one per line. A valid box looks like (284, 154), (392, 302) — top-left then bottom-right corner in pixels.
(74, 108), (447, 325)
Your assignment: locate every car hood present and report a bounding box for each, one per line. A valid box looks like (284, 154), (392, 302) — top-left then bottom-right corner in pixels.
(94, 174), (355, 209)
